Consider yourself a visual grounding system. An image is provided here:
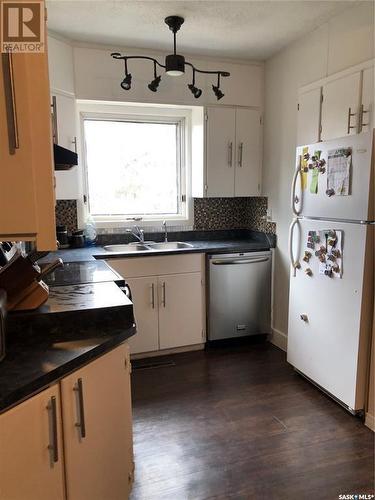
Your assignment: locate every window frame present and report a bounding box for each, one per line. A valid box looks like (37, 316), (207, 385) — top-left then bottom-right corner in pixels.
(79, 103), (193, 228)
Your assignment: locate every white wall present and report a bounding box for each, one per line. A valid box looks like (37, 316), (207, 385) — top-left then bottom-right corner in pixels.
(263, 1), (374, 341)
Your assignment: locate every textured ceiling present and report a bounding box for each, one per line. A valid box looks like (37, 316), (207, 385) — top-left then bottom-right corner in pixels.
(46, 0), (360, 60)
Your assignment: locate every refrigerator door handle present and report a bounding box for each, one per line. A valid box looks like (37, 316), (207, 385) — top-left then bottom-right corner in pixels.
(289, 218), (300, 277)
(291, 166), (302, 216)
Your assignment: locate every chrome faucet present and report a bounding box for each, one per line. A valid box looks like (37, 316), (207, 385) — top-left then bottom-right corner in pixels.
(126, 225), (145, 243)
(162, 220), (168, 242)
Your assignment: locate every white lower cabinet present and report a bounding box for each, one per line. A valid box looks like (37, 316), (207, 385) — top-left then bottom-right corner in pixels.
(107, 254), (205, 355)
(125, 277), (159, 354)
(158, 272), (204, 349)
(0, 344), (133, 500)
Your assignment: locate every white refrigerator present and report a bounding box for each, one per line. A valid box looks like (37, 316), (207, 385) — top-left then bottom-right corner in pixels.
(287, 131), (374, 414)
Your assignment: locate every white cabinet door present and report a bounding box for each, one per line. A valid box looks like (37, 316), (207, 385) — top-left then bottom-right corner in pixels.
(297, 87), (322, 146)
(53, 93), (76, 151)
(234, 108), (261, 196)
(158, 272), (204, 349)
(61, 344), (133, 500)
(360, 67), (374, 133)
(126, 276), (159, 354)
(206, 107), (236, 197)
(0, 385), (65, 500)
(321, 72), (361, 141)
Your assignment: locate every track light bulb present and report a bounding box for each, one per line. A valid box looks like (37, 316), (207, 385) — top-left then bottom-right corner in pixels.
(148, 75), (161, 92)
(121, 73), (132, 90)
(188, 83), (202, 99)
(212, 84), (224, 100)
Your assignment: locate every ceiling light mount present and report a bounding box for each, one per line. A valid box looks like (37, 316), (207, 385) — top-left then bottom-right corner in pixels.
(111, 15), (230, 100)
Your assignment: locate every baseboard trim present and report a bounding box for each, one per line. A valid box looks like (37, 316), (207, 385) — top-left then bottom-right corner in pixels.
(270, 328), (288, 352)
(130, 343), (205, 360)
(365, 412), (375, 431)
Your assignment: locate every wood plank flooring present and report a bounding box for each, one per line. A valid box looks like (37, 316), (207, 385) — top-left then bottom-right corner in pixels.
(130, 343), (374, 500)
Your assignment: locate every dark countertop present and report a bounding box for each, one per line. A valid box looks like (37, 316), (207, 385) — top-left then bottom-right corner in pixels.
(0, 281), (135, 413)
(42, 260), (124, 287)
(40, 230), (276, 263)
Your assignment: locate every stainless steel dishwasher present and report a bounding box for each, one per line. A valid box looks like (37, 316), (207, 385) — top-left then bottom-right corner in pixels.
(208, 251), (272, 341)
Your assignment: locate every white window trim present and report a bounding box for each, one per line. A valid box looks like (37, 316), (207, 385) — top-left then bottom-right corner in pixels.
(78, 102), (193, 229)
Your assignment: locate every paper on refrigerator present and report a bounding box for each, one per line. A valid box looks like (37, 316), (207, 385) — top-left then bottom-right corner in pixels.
(327, 148), (352, 196)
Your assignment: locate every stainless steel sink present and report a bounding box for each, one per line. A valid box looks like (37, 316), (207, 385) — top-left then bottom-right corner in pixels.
(148, 242), (194, 250)
(103, 244), (151, 253)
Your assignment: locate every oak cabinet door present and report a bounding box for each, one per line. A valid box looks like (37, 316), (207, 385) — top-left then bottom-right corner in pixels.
(297, 87), (322, 146)
(125, 277), (159, 354)
(234, 108), (261, 196)
(0, 385), (65, 500)
(61, 344), (133, 500)
(321, 72), (361, 141)
(158, 272), (204, 349)
(206, 107), (236, 197)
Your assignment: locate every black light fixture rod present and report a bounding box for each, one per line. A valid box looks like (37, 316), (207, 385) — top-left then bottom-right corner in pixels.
(111, 53), (166, 69)
(173, 31), (177, 55)
(184, 61), (230, 77)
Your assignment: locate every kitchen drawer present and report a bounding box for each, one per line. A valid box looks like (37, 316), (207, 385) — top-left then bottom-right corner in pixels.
(106, 253), (204, 278)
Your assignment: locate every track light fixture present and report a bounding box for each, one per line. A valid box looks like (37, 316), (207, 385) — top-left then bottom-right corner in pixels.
(148, 61), (162, 92)
(111, 16), (230, 100)
(188, 69), (202, 98)
(212, 73), (224, 100)
(120, 59), (132, 90)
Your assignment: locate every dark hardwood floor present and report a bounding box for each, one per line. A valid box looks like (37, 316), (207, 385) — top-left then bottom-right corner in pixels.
(130, 343), (374, 500)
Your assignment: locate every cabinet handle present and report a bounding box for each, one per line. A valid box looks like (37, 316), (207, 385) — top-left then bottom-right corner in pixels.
(228, 142), (233, 167)
(72, 136), (77, 153)
(238, 142), (243, 167)
(46, 396), (59, 463)
(347, 107), (356, 134)
(150, 283), (155, 309)
(73, 378), (86, 438)
(359, 104), (369, 131)
(4, 51), (20, 150)
(161, 282), (166, 307)
(51, 96), (58, 144)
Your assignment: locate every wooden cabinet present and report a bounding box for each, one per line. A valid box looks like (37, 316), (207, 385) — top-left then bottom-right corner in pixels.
(0, 0), (56, 250)
(125, 277), (159, 354)
(0, 344), (133, 500)
(61, 344), (133, 500)
(0, 384), (65, 500)
(205, 106), (261, 197)
(297, 87), (322, 146)
(107, 254), (205, 356)
(321, 72), (361, 141)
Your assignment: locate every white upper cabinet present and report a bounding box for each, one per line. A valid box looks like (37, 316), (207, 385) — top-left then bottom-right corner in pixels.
(205, 106), (262, 198)
(321, 71), (361, 141)
(360, 67), (374, 133)
(206, 107), (236, 197)
(297, 87), (322, 146)
(234, 108), (261, 197)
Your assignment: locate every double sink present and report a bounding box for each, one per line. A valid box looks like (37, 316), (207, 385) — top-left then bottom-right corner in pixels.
(104, 241), (194, 253)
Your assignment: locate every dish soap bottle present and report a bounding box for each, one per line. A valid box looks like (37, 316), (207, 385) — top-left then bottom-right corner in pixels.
(84, 215), (97, 246)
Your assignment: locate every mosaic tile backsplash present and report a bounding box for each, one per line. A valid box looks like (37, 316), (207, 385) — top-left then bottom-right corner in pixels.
(55, 200), (78, 233)
(55, 197), (276, 235)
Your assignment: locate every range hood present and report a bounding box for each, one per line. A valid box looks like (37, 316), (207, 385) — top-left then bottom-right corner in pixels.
(53, 143), (78, 171)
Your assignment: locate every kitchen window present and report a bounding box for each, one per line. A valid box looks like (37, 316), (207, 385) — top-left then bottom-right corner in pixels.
(81, 106), (191, 227)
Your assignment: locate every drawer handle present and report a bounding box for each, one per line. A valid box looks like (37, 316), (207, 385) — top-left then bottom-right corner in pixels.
(211, 257), (269, 265)
(73, 378), (86, 438)
(46, 396), (59, 462)
(4, 51), (20, 150)
(150, 283), (155, 309)
(161, 282), (166, 307)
